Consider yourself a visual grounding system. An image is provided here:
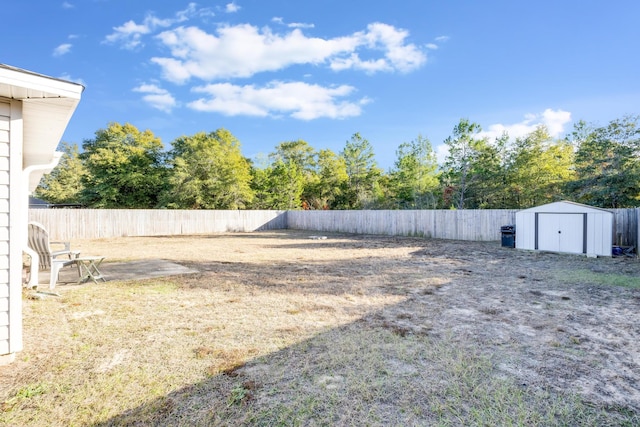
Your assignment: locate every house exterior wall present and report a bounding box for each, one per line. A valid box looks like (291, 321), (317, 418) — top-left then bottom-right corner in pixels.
(0, 65), (83, 365)
(0, 99), (15, 360)
(515, 201), (613, 257)
(0, 99), (25, 364)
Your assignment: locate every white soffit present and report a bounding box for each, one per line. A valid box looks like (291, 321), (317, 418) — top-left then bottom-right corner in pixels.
(0, 64), (84, 190)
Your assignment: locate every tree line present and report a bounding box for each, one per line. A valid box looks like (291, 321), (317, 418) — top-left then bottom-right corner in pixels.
(35, 115), (640, 210)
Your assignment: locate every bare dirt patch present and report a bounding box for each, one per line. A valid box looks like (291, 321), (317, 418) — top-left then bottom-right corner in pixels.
(2, 230), (639, 425)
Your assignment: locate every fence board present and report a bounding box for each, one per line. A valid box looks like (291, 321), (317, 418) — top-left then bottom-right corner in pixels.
(611, 208), (638, 247)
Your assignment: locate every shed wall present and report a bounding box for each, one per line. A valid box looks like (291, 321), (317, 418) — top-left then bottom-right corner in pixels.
(515, 212), (535, 251)
(515, 202), (613, 257)
(588, 212), (613, 256)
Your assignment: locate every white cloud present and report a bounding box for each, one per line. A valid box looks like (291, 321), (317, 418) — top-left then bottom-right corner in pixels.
(103, 20), (153, 49)
(329, 54), (390, 73)
(271, 17), (314, 29)
(176, 3), (199, 21)
(287, 22), (314, 29)
(152, 22), (426, 83)
(133, 83), (177, 113)
(329, 23), (426, 74)
(103, 8), (426, 122)
(367, 23), (425, 71)
(423, 35), (449, 53)
(53, 43), (72, 57)
(152, 25), (356, 82)
(62, 2), (74, 9)
(477, 108), (572, 141)
(539, 109), (572, 136)
(103, 4), (208, 50)
(225, 2), (240, 13)
(436, 143), (450, 165)
(188, 81), (369, 120)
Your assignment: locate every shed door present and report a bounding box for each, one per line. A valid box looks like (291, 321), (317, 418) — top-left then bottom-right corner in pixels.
(536, 213), (586, 254)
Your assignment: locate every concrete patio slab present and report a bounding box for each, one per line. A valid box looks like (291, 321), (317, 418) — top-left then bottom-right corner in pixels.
(37, 259), (199, 288)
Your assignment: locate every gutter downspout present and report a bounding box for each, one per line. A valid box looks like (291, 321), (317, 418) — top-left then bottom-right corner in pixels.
(22, 152), (63, 288)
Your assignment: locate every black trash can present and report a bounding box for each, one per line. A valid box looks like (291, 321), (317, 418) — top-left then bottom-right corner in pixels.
(501, 225), (515, 248)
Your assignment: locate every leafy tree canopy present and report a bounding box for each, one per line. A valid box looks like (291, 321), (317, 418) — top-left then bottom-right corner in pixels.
(80, 122), (166, 208)
(35, 142), (86, 205)
(568, 116), (640, 208)
(339, 133), (382, 209)
(34, 115), (640, 210)
(164, 128), (254, 209)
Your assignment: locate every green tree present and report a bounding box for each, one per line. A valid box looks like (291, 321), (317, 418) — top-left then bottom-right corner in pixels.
(506, 126), (574, 208)
(441, 119), (484, 209)
(80, 122), (166, 208)
(250, 160), (305, 209)
(269, 140), (319, 209)
(35, 142), (87, 205)
(270, 140), (316, 174)
(389, 135), (440, 209)
(465, 134), (509, 209)
(305, 149), (348, 209)
(163, 129), (253, 209)
(568, 116), (640, 207)
(338, 133), (382, 209)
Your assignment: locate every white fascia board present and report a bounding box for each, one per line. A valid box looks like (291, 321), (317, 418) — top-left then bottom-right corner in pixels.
(0, 65), (84, 100)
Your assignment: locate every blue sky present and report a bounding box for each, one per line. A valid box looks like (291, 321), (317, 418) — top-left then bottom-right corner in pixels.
(3, 0), (639, 170)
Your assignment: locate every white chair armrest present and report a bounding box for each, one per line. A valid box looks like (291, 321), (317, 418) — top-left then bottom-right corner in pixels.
(51, 241), (71, 251)
(51, 249), (81, 261)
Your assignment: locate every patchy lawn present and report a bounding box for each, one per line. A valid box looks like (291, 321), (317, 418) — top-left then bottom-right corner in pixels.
(2, 230), (639, 426)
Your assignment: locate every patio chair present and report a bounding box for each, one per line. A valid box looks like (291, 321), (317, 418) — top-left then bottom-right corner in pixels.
(27, 221), (80, 289)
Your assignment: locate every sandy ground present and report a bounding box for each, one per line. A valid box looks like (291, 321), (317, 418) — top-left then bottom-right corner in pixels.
(7, 231), (640, 421)
(76, 231), (640, 412)
(377, 240), (640, 411)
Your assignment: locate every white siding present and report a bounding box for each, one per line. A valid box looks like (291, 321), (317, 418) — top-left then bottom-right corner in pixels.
(0, 282), (7, 353)
(8, 99), (23, 355)
(0, 99), (24, 358)
(0, 100), (9, 356)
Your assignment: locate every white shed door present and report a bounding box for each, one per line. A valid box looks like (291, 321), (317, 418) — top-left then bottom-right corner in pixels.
(537, 213), (585, 254)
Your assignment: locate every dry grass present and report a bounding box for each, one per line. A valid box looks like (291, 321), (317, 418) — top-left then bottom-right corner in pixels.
(1, 230), (639, 426)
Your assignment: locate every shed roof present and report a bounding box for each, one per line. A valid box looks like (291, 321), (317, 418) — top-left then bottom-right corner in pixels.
(517, 200), (613, 215)
(0, 64), (84, 191)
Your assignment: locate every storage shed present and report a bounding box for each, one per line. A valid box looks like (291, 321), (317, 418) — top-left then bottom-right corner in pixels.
(515, 201), (613, 257)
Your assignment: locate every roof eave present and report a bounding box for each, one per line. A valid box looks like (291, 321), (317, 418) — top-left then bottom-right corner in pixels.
(0, 64), (84, 192)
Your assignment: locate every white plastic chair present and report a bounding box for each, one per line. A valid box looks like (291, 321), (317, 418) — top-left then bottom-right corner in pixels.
(27, 221), (79, 289)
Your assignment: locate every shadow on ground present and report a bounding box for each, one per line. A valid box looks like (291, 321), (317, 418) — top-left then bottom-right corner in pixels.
(90, 303), (638, 427)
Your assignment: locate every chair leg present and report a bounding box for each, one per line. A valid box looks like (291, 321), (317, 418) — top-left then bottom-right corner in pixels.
(50, 263), (64, 290)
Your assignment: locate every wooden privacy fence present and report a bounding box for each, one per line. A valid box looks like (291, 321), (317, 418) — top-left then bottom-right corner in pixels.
(611, 208), (639, 247)
(287, 209), (519, 241)
(29, 209), (287, 240)
(29, 208), (639, 247)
